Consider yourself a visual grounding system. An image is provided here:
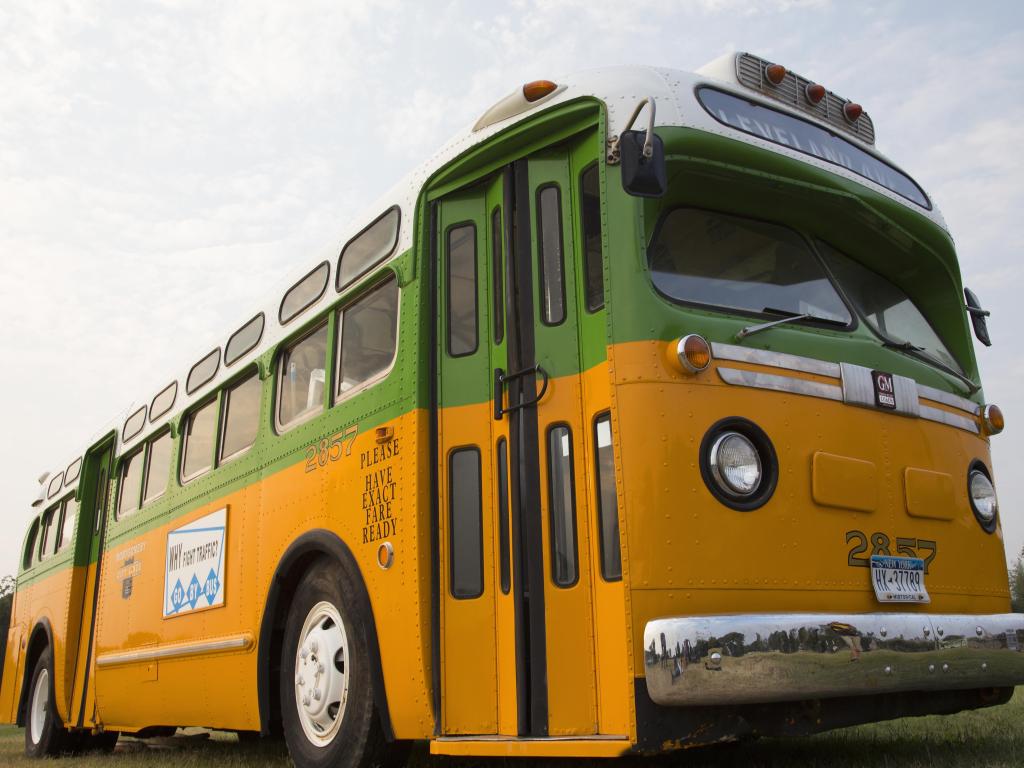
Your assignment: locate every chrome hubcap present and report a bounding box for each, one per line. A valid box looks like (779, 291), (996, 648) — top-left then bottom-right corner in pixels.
(30, 668), (48, 745)
(294, 601), (349, 747)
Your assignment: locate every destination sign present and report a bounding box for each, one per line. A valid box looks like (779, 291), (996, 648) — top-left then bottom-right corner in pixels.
(697, 87), (929, 208)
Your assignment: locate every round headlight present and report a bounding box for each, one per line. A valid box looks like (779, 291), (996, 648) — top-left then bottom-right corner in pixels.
(969, 467), (998, 529)
(710, 432), (762, 496)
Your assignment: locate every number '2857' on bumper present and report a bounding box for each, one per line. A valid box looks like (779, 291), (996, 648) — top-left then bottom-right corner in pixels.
(644, 613), (1024, 706)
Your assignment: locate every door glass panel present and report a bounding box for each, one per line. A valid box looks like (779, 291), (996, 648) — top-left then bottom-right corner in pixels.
(491, 208), (504, 344)
(594, 414), (621, 580)
(537, 185), (565, 325)
(497, 438), (510, 595)
(580, 165), (604, 312)
(449, 447), (483, 599)
(447, 224), (478, 357)
(547, 425), (578, 586)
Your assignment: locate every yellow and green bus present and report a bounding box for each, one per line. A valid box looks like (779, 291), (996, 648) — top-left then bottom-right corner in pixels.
(2, 53), (1021, 767)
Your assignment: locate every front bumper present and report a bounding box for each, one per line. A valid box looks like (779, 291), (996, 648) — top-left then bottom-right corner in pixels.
(644, 612), (1024, 706)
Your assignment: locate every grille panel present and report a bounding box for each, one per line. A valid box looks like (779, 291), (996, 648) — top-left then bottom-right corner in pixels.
(735, 52), (875, 145)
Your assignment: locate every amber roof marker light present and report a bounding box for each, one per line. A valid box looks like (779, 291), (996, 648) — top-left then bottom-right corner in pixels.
(764, 63), (787, 86)
(523, 80), (558, 102)
(805, 83), (826, 104)
(843, 101), (864, 122)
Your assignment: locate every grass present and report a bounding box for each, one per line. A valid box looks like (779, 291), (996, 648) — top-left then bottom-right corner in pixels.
(1, 689), (1022, 767)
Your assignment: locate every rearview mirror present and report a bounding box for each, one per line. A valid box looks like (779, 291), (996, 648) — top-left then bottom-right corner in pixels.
(964, 287), (992, 347)
(619, 130), (667, 198)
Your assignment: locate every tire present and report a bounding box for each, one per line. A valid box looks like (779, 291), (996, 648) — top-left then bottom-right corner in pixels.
(280, 559), (390, 768)
(24, 648), (70, 758)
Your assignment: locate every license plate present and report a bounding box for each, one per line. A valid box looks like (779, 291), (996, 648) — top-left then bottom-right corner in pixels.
(870, 555), (930, 603)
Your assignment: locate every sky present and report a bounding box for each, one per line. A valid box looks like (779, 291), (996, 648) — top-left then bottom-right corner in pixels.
(1, 0), (1023, 579)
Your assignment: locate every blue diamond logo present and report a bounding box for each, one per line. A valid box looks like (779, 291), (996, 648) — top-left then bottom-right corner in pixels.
(171, 579), (186, 612)
(204, 568), (220, 605)
(187, 574), (202, 609)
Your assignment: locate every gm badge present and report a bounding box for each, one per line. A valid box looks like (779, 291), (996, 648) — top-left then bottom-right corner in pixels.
(872, 370), (896, 410)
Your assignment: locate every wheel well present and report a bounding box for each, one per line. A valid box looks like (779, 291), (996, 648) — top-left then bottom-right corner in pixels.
(17, 619), (53, 727)
(257, 530), (393, 740)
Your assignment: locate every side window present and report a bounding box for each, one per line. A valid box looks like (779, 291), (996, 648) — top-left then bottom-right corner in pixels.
(337, 207), (401, 292)
(337, 279), (399, 397)
(39, 506), (56, 559)
(580, 164), (604, 312)
(594, 414), (621, 580)
(144, 430), (173, 504)
(280, 262), (330, 325)
(23, 520), (39, 570)
(117, 448), (145, 518)
(221, 371), (261, 461)
(449, 447), (483, 599)
(277, 323), (328, 430)
(547, 425), (578, 586)
(182, 399), (218, 481)
(57, 497), (78, 552)
(447, 224), (478, 357)
(537, 185), (566, 325)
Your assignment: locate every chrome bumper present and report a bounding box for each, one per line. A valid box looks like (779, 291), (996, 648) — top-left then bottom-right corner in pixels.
(644, 613), (1024, 706)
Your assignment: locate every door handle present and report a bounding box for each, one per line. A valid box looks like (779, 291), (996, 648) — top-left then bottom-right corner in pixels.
(493, 365), (550, 420)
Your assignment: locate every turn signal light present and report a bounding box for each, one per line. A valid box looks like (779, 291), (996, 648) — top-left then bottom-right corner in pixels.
(843, 101), (863, 122)
(983, 404), (1004, 435)
(523, 80), (558, 102)
(676, 334), (712, 374)
(805, 83), (826, 104)
(764, 63), (787, 85)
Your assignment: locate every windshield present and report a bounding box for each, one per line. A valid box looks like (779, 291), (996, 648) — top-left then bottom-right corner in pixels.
(817, 240), (963, 374)
(648, 208), (851, 324)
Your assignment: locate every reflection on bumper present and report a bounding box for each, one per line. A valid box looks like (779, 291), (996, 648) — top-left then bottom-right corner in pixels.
(644, 613), (1024, 706)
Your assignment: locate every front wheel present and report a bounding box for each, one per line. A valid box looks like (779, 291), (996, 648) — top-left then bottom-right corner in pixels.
(280, 560), (389, 768)
(25, 648), (69, 758)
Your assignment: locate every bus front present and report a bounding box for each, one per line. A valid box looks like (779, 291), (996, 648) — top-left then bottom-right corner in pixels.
(611, 54), (1024, 746)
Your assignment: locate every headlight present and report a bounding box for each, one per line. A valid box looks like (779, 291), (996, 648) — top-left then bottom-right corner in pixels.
(699, 418), (778, 511)
(968, 464), (998, 531)
(710, 432), (761, 496)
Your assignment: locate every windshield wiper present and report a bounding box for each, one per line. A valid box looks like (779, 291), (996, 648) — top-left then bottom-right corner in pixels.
(736, 307), (846, 341)
(882, 339), (924, 352)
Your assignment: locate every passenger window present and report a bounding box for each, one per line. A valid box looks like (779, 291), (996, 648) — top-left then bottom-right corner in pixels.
(221, 372), (261, 461)
(24, 520), (39, 570)
(447, 224), (478, 357)
(277, 323), (327, 430)
(337, 279), (398, 396)
(537, 185), (565, 325)
(182, 399), (218, 481)
(337, 207), (401, 291)
(449, 447), (483, 599)
(547, 425), (578, 586)
(58, 497), (78, 552)
(47, 472), (64, 500)
(594, 414), (621, 581)
(117, 448), (145, 518)
(580, 164), (604, 312)
(187, 349), (220, 395)
(150, 382), (177, 421)
(39, 507), (56, 559)
(281, 262), (330, 324)
(225, 313), (265, 366)
(144, 430), (173, 504)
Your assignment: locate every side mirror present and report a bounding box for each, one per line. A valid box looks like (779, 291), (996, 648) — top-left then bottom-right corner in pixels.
(964, 287), (992, 347)
(610, 97), (667, 198)
(619, 130), (666, 198)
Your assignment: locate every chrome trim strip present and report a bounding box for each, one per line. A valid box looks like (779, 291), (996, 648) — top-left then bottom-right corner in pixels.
(711, 342), (841, 379)
(840, 363), (920, 417)
(96, 634), (254, 667)
(918, 383), (982, 416)
(920, 404), (980, 434)
(645, 613), (1024, 707)
(717, 367), (843, 401)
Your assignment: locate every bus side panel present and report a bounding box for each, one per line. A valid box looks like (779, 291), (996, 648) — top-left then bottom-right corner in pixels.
(256, 408), (434, 740)
(0, 588), (24, 723)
